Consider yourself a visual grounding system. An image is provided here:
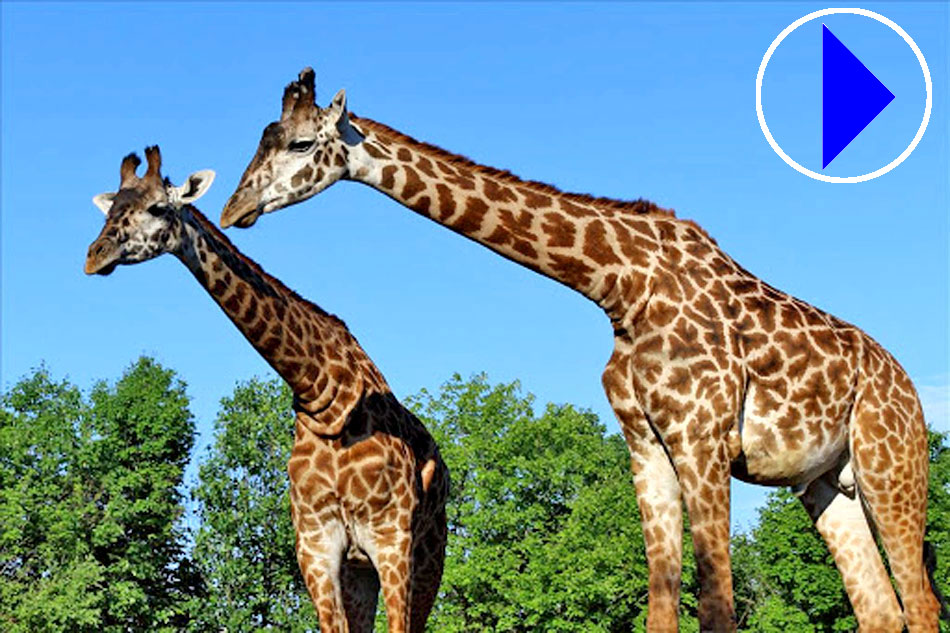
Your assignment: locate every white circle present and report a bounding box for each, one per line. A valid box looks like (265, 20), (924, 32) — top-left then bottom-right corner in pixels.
(756, 8), (932, 183)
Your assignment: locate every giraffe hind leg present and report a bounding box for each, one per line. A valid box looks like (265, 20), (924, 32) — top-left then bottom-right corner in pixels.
(850, 394), (941, 632)
(799, 472), (902, 631)
(295, 520), (350, 632)
(366, 528), (413, 633)
(341, 560), (381, 633)
(409, 510), (447, 633)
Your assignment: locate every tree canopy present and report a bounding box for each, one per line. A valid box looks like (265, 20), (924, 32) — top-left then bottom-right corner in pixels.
(408, 373), (699, 632)
(1, 358), (195, 632)
(188, 378), (317, 632)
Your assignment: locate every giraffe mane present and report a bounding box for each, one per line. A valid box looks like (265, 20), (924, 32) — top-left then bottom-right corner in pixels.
(351, 114), (685, 219)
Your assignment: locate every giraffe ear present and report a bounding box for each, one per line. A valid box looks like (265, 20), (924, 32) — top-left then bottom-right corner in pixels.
(331, 89), (364, 142)
(174, 170), (216, 204)
(330, 88), (347, 119)
(92, 192), (116, 215)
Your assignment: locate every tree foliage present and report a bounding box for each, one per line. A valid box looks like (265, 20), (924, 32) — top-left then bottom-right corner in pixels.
(0, 365), (100, 632)
(0, 358), (195, 632)
(188, 378), (318, 632)
(2, 363), (948, 631)
(730, 491), (852, 632)
(408, 374), (699, 632)
(926, 430), (950, 633)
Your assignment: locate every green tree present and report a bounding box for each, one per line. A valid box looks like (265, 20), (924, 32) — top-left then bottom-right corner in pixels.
(731, 490), (854, 632)
(0, 365), (104, 631)
(85, 357), (198, 630)
(0, 358), (196, 632)
(925, 430), (950, 632)
(189, 377), (318, 632)
(408, 373), (699, 632)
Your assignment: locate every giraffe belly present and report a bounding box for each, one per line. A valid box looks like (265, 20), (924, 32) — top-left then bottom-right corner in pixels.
(733, 381), (849, 487)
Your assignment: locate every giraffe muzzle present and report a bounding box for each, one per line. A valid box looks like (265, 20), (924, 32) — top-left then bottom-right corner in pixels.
(220, 190), (262, 229)
(84, 237), (120, 276)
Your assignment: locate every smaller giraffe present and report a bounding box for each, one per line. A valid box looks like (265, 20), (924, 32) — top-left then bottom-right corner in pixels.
(84, 146), (449, 633)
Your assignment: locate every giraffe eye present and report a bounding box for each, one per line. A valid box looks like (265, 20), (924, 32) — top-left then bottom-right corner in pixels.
(289, 139), (315, 153)
(147, 204), (169, 216)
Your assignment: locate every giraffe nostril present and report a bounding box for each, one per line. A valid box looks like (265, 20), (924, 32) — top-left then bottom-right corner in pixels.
(90, 238), (115, 259)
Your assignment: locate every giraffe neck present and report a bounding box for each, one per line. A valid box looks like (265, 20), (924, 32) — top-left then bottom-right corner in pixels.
(346, 115), (668, 311)
(174, 206), (385, 433)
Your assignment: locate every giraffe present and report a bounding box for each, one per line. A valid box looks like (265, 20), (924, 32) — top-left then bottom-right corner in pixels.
(84, 146), (449, 633)
(218, 68), (942, 632)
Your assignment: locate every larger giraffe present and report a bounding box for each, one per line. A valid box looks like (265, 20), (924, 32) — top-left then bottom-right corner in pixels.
(85, 146), (448, 633)
(220, 69), (941, 632)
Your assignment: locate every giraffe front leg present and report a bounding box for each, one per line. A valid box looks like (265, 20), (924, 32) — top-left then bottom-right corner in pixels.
(603, 349), (683, 632)
(674, 437), (735, 632)
(633, 430), (685, 632)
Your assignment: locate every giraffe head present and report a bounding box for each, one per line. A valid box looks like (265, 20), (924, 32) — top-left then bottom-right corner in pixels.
(84, 146), (215, 275)
(221, 67), (363, 228)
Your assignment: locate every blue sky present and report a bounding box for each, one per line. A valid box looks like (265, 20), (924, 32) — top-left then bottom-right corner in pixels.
(2, 2), (947, 530)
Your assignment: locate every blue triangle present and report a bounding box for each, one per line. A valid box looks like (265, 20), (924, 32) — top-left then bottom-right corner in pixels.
(822, 24), (895, 169)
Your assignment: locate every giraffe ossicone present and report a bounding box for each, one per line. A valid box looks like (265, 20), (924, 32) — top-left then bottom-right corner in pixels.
(221, 68), (942, 632)
(86, 146), (449, 633)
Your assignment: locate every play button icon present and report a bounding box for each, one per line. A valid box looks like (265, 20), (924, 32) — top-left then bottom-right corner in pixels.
(757, 8), (932, 183)
(822, 24), (895, 169)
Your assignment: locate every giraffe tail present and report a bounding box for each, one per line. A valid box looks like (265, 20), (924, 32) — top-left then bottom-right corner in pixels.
(924, 539), (950, 622)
